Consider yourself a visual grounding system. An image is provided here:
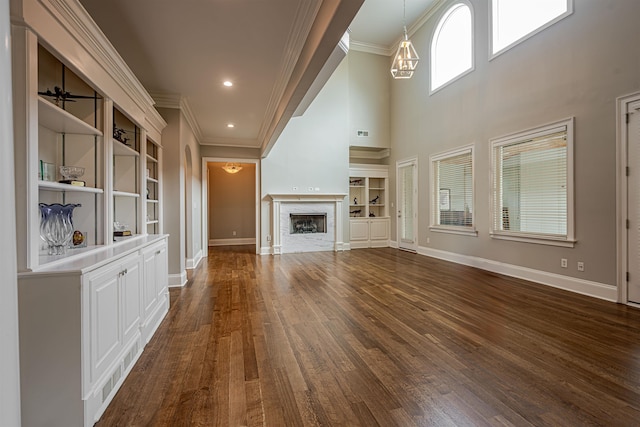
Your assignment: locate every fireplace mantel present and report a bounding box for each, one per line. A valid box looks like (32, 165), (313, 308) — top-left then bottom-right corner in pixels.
(268, 194), (347, 254)
(268, 194), (347, 202)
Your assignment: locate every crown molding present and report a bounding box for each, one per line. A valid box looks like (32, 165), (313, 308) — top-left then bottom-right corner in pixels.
(349, 40), (391, 56)
(353, 0), (446, 57)
(150, 91), (203, 143)
(257, 0), (322, 144)
(39, 0), (155, 119)
(200, 137), (261, 148)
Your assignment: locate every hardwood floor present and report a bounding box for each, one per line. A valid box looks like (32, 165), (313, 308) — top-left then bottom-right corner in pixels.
(97, 246), (640, 426)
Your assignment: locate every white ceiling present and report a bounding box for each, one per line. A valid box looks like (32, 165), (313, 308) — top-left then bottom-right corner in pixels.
(77, 0), (439, 153)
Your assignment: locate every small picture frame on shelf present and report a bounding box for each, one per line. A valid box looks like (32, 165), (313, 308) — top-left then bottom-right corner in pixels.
(40, 161), (56, 181)
(70, 230), (87, 249)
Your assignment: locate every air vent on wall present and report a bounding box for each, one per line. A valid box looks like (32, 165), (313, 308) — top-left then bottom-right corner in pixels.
(356, 130), (369, 137)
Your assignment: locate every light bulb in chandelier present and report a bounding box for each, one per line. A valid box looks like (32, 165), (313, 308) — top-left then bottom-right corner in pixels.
(391, 26), (419, 79)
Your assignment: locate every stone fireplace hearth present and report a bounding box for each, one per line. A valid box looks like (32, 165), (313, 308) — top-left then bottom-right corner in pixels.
(268, 194), (347, 254)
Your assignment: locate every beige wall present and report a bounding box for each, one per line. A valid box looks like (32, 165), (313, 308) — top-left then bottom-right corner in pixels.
(208, 162), (256, 241)
(387, 0), (640, 287)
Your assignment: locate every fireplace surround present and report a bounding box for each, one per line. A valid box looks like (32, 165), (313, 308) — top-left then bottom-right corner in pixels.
(268, 194), (347, 254)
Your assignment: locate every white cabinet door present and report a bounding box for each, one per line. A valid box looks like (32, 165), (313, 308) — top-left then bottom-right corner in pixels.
(154, 244), (168, 299)
(370, 218), (390, 241)
(142, 247), (158, 320)
(121, 257), (142, 346)
(350, 219), (369, 241)
(87, 262), (122, 385)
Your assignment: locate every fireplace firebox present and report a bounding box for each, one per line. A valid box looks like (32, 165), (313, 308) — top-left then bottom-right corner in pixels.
(290, 213), (327, 234)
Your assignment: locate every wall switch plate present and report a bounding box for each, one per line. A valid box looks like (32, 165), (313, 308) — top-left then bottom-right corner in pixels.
(308, 186), (313, 191)
(561, 258), (568, 268)
(577, 261), (585, 271)
(292, 186), (298, 191)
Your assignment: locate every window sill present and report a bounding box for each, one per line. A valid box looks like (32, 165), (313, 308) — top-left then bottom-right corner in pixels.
(430, 226), (478, 237)
(490, 232), (576, 248)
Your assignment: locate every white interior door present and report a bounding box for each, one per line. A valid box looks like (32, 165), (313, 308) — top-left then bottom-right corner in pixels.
(397, 159), (418, 252)
(627, 101), (640, 303)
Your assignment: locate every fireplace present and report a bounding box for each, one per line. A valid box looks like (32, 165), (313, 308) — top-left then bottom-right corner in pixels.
(290, 213), (327, 234)
(268, 194), (347, 254)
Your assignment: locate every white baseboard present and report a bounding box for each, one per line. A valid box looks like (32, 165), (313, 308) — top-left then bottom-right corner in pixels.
(168, 271), (187, 288)
(343, 243), (351, 251)
(186, 250), (203, 270)
(389, 240), (398, 249)
(260, 246), (272, 255)
(209, 238), (256, 246)
(417, 246), (617, 302)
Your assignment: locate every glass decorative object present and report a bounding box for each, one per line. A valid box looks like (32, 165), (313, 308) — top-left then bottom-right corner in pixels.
(39, 203), (81, 255)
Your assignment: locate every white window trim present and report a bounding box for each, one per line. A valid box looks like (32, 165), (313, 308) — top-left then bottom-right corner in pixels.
(489, 117), (575, 247)
(429, 0), (475, 95)
(430, 144), (477, 237)
(489, 0), (573, 60)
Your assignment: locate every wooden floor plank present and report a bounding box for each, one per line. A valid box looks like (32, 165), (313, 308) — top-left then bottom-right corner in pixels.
(97, 246), (640, 426)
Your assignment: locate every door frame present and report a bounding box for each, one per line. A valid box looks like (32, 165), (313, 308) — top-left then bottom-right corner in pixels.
(201, 157), (261, 256)
(616, 91), (640, 306)
(396, 157), (418, 252)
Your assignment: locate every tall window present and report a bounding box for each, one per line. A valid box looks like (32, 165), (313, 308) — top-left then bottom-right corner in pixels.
(430, 145), (476, 235)
(491, 0), (572, 56)
(430, 2), (473, 92)
(491, 118), (574, 246)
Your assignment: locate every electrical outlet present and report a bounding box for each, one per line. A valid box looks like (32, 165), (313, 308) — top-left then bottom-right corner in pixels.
(427, 238), (430, 244)
(577, 261), (585, 272)
(308, 186), (313, 191)
(232, 231), (236, 236)
(561, 258), (567, 268)
(292, 186), (298, 191)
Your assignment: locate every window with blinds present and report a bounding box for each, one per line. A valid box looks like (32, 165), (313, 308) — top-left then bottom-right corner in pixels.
(430, 145), (475, 234)
(491, 118), (575, 246)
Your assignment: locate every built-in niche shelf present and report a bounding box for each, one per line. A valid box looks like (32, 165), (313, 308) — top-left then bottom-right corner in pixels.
(38, 97), (103, 136)
(349, 165), (390, 249)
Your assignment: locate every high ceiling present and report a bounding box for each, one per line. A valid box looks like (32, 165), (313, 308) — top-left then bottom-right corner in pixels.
(78, 0), (439, 154)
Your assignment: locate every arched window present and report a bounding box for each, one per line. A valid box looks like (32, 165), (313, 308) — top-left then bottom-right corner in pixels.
(430, 2), (473, 93)
(491, 0), (572, 56)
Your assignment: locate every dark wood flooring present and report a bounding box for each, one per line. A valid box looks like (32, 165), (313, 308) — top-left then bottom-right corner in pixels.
(96, 246), (640, 426)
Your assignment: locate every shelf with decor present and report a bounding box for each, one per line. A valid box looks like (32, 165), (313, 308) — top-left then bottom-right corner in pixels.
(145, 137), (162, 234)
(36, 44), (105, 263)
(112, 107), (141, 239)
(11, 4), (169, 425)
(349, 165), (390, 248)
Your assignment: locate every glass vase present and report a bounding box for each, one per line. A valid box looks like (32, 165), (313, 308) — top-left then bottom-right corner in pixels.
(39, 203), (81, 255)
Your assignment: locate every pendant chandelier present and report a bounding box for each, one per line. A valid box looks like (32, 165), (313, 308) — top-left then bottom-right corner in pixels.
(222, 162), (243, 174)
(391, 0), (419, 79)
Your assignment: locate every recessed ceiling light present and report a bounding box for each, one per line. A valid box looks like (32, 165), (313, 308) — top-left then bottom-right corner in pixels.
(227, 123), (234, 128)
(223, 81), (233, 87)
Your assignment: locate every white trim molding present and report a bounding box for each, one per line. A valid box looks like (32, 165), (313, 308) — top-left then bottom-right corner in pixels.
(417, 245), (617, 302)
(209, 238), (256, 246)
(168, 271), (187, 288)
(185, 249), (203, 270)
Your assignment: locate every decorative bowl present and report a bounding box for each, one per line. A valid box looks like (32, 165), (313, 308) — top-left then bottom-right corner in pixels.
(59, 165), (85, 180)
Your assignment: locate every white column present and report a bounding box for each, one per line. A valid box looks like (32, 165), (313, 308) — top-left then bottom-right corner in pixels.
(271, 200), (281, 254)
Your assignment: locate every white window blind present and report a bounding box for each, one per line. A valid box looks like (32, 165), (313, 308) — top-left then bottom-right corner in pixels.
(493, 129), (569, 238)
(431, 147), (473, 230)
